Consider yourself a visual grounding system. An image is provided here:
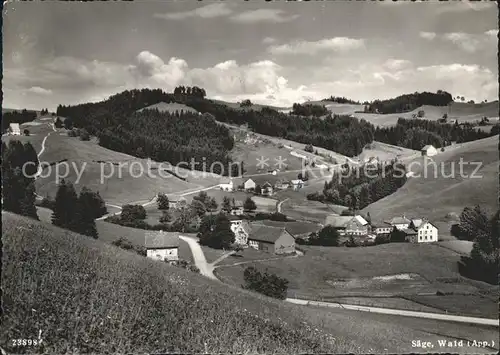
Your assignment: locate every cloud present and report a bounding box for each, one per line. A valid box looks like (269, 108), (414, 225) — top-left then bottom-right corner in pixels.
(229, 9), (299, 24)
(435, 1), (496, 14)
(27, 86), (52, 95)
(153, 3), (233, 20)
(383, 59), (412, 71)
(262, 37), (277, 45)
(268, 37), (365, 55)
(419, 32), (436, 40)
(441, 31), (496, 53)
(132, 51), (188, 87)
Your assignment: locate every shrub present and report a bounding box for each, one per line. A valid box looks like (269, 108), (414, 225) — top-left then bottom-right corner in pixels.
(79, 128), (90, 141)
(242, 266), (289, 300)
(23, 129), (30, 136)
(120, 204), (147, 222)
(417, 110), (425, 118)
(304, 144), (314, 153)
(157, 193), (170, 210)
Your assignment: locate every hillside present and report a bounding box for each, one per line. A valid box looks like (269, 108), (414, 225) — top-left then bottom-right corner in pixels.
(351, 101), (499, 128)
(211, 99), (288, 112)
(136, 101), (200, 114)
(4, 212), (498, 354)
(362, 135), (499, 238)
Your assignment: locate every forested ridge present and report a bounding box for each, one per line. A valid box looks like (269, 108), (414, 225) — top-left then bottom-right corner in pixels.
(375, 118), (492, 150)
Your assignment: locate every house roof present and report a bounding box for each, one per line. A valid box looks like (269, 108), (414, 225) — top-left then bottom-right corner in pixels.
(385, 216), (411, 225)
(145, 231), (180, 248)
(232, 200), (244, 208)
(410, 218), (424, 228)
(262, 182), (273, 187)
(291, 179), (304, 184)
(421, 145), (435, 151)
(324, 215), (354, 228)
(402, 228), (417, 236)
(372, 224), (392, 229)
(244, 178), (255, 185)
(248, 225), (292, 243)
(353, 215), (369, 226)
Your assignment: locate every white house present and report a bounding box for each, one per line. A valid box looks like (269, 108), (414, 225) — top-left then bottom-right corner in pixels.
(384, 216), (411, 230)
(9, 123), (21, 136)
(407, 219), (439, 243)
(261, 182), (274, 196)
(244, 178), (256, 191)
(145, 231), (179, 262)
(219, 179), (234, 192)
(229, 217), (250, 245)
(291, 179), (304, 190)
(372, 224), (392, 235)
(421, 145), (438, 157)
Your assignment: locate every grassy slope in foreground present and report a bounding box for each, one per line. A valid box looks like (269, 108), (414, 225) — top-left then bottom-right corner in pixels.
(5, 213), (497, 354)
(362, 135), (499, 238)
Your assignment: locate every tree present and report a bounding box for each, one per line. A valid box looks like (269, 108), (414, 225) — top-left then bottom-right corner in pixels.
(453, 205), (490, 241)
(191, 199), (207, 217)
(206, 197), (218, 211)
(417, 110), (425, 118)
(304, 144), (314, 153)
(157, 193), (170, 210)
(243, 197), (257, 212)
(255, 185), (262, 195)
(160, 210), (172, 223)
(2, 141), (39, 219)
(309, 225), (339, 246)
(240, 99), (252, 107)
(79, 128), (90, 141)
(242, 266), (289, 300)
(23, 129), (30, 136)
(73, 187), (99, 238)
(198, 213), (235, 249)
(77, 187), (108, 219)
(366, 212), (372, 225)
(63, 117), (73, 130)
(121, 204), (147, 222)
(172, 205), (197, 233)
(52, 179), (79, 228)
(54, 117), (63, 128)
(222, 196), (232, 213)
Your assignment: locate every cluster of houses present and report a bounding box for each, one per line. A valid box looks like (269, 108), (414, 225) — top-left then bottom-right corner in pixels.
(219, 177), (305, 195)
(144, 218), (297, 263)
(324, 214), (439, 243)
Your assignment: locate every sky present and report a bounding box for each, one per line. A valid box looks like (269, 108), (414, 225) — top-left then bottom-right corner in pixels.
(3, 0), (498, 111)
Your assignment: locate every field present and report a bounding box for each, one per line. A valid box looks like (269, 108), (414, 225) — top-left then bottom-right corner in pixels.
(279, 196), (339, 223)
(212, 99), (288, 112)
(362, 135), (499, 238)
(136, 102), (200, 114)
(356, 141), (420, 164)
(20, 128), (225, 205)
(305, 101), (364, 116)
(253, 220), (321, 236)
(4, 212), (497, 353)
(215, 243), (498, 318)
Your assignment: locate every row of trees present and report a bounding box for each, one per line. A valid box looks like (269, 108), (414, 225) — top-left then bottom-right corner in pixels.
(1, 109), (37, 132)
(321, 96), (362, 105)
(308, 161), (407, 211)
(291, 103), (329, 117)
(1, 141), (39, 219)
(365, 91), (453, 114)
(51, 180), (107, 238)
(374, 118), (492, 150)
(451, 205), (499, 285)
(184, 96), (375, 157)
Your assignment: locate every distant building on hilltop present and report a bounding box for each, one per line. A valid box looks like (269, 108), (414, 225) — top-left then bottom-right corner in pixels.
(9, 123), (21, 136)
(145, 231), (180, 262)
(421, 145), (438, 157)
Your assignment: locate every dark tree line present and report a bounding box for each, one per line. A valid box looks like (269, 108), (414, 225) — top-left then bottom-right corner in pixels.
(184, 97), (375, 157)
(365, 91), (453, 114)
(51, 180), (105, 238)
(321, 96), (361, 105)
(291, 103), (329, 117)
(308, 161), (407, 210)
(56, 88), (239, 176)
(1, 109), (37, 132)
(1, 140), (39, 219)
(374, 118), (492, 150)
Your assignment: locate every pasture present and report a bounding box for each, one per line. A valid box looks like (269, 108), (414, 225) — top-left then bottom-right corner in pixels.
(136, 102), (199, 114)
(215, 242), (498, 318)
(362, 135), (499, 239)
